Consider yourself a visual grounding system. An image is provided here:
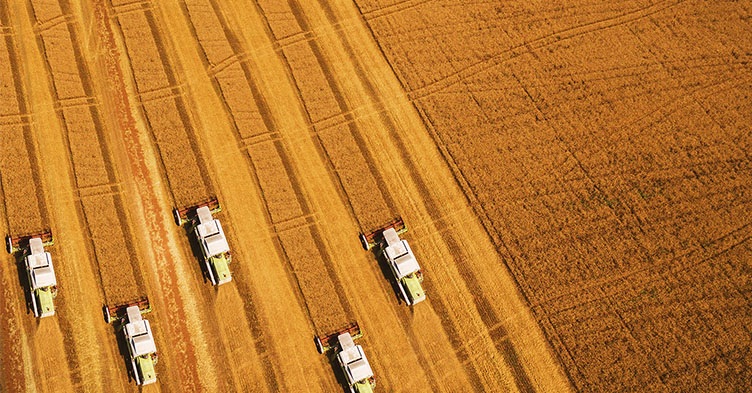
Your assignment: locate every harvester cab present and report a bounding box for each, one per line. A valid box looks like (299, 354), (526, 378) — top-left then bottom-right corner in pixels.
(104, 298), (158, 385)
(315, 323), (376, 393)
(6, 231), (57, 318)
(173, 198), (232, 285)
(360, 218), (426, 306)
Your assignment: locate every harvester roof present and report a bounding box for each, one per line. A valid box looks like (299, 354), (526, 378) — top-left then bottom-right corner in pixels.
(198, 221), (230, 257)
(127, 320), (157, 357)
(339, 344), (373, 385)
(382, 227), (401, 247)
(27, 253), (56, 289)
(337, 333), (374, 384)
(385, 240), (420, 278)
(28, 237), (45, 255)
(196, 206), (214, 225)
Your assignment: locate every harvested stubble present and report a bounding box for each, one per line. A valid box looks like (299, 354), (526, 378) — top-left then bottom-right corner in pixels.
(185, 0), (354, 335)
(258, 0), (399, 230)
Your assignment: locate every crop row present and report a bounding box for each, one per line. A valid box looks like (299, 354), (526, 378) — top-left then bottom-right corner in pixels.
(114, 8), (211, 208)
(256, 0), (397, 233)
(30, 0), (144, 305)
(181, 0), (352, 333)
(0, 12), (45, 235)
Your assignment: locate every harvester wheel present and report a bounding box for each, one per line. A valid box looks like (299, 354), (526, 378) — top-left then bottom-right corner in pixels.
(103, 305), (111, 324)
(6, 236), (12, 254)
(172, 208), (182, 226)
(359, 234), (370, 251)
(314, 336), (324, 354)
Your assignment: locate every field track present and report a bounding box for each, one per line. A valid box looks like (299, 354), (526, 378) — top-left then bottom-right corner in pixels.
(2, 0), (748, 392)
(0, 0), (569, 390)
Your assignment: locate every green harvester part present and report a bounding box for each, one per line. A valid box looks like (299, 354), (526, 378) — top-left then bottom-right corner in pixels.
(210, 255), (231, 283)
(354, 378), (376, 393)
(402, 274), (425, 305)
(136, 356), (156, 383)
(36, 288), (55, 316)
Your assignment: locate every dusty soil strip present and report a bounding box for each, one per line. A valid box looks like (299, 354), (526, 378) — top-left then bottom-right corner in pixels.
(27, 0), (146, 307)
(109, 2), (211, 207)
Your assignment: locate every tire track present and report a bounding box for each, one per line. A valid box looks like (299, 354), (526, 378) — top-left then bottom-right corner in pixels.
(28, 0), (146, 307)
(313, 3), (535, 390)
(404, 0), (687, 100)
(177, 0), (355, 336)
(252, 1), (487, 391)
(360, 0), (435, 20)
(102, 1), (262, 390)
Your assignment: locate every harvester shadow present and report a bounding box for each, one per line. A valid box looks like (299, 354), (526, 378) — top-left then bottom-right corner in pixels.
(109, 321), (136, 385)
(369, 246), (405, 307)
(11, 251), (33, 317)
(321, 350), (354, 393)
(181, 224), (212, 287)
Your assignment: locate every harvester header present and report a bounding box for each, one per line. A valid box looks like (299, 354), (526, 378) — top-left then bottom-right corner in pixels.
(359, 217), (426, 306)
(173, 197), (221, 226)
(103, 297), (152, 324)
(315, 322), (363, 354)
(174, 197), (233, 285)
(105, 298), (159, 385)
(359, 217), (406, 251)
(315, 322), (376, 393)
(13, 233), (59, 317)
(6, 230), (53, 254)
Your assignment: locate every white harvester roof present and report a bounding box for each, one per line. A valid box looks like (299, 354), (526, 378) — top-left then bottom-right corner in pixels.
(384, 237), (420, 279)
(195, 207), (230, 257)
(337, 333), (373, 385)
(126, 316), (157, 357)
(25, 238), (57, 289)
(382, 228), (401, 247)
(29, 238), (45, 255)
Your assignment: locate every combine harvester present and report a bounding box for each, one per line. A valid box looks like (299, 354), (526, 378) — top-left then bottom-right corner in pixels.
(6, 231), (58, 317)
(315, 322), (376, 393)
(104, 298), (158, 385)
(359, 217), (426, 305)
(173, 198), (232, 285)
